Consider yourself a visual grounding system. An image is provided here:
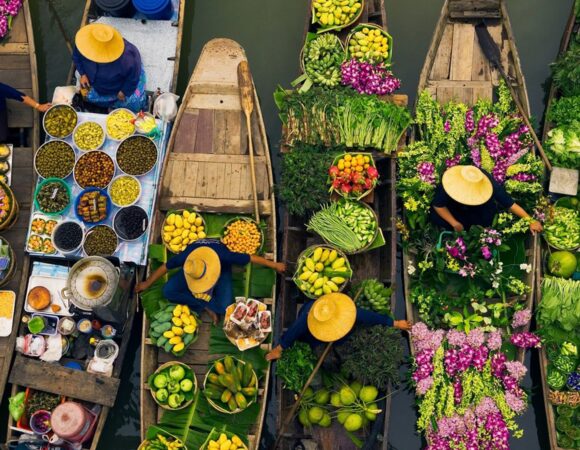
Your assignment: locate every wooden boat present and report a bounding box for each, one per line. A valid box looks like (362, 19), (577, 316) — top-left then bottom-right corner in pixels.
(0, 0), (38, 403)
(402, 0), (538, 363)
(140, 38), (277, 449)
(70, 0), (186, 95)
(275, 1), (406, 449)
(536, 3), (580, 449)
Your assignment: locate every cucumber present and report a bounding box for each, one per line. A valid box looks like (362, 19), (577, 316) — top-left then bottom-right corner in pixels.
(157, 336), (168, 347)
(153, 322), (172, 334)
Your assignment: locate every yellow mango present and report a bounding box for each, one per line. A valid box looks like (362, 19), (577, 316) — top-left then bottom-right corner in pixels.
(163, 233), (172, 243)
(197, 231), (206, 239)
(172, 229), (182, 238)
(166, 214), (176, 226)
(174, 215), (183, 228)
(184, 325), (196, 334)
(163, 330), (175, 339)
(169, 336), (182, 345)
(170, 244), (181, 253)
(172, 317), (183, 327)
(172, 326), (184, 336)
(163, 224), (175, 232)
(173, 342), (184, 353)
(181, 230), (189, 239)
(170, 236), (182, 245)
(182, 210), (190, 218)
(196, 226), (204, 232)
(183, 220), (191, 229)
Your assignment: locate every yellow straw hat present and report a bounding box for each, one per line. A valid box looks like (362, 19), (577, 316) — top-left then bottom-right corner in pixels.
(307, 293), (357, 342)
(442, 165), (493, 206)
(184, 247), (221, 297)
(75, 24), (125, 63)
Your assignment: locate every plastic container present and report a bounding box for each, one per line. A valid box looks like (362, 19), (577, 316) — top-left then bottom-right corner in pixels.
(94, 0), (136, 17)
(75, 188), (112, 225)
(31, 314), (59, 336)
(30, 410), (52, 435)
(0, 290), (15, 337)
(34, 178), (71, 216)
(132, 0), (173, 20)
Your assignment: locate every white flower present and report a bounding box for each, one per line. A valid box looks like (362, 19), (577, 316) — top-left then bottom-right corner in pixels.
(519, 263), (532, 273)
(492, 281), (500, 289)
(408, 262), (416, 275)
(489, 260), (494, 266)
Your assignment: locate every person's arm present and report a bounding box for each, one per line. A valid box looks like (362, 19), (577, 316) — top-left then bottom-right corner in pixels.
(433, 206), (464, 232)
(509, 203), (543, 234)
(72, 47), (87, 76)
(21, 95), (51, 112)
(120, 44), (142, 97)
(250, 255), (286, 274)
(356, 307), (412, 330)
(135, 264), (168, 293)
(1, 82), (51, 112)
(265, 306), (311, 361)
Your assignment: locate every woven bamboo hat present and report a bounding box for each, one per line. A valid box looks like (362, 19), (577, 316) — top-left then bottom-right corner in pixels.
(184, 247), (221, 296)
(75, 24), (125, 63)
(307, 293), (357, 342)
(442, 165), (493, 206)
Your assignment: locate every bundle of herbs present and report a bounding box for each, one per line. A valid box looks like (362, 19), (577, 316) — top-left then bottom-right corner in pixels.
(537, 277), (580, 343)
(340, 325), (403, 390)
(277, 144), (336, 217)
(275, 86), (411, 153)
(276, 341), (317, 392)
(551, 37), (580, 98)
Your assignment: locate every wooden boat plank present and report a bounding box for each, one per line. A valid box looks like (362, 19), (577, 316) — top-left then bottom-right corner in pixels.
(0, 54), (30, 69)
(0, 43), (29, 54)
(448, 0), (500, 19)
(430, 24), (454, 80)
(9, 355), (120, 407)
(450, 23), (475, 81)
(173, 110), (200, 153)
(4, 10), (28, 43)
(471, 31), (491, 81)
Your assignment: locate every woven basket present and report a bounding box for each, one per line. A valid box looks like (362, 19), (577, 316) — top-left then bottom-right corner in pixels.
(328, 152), (378, 201)
(138, 429), (187, 450)
(161, 209), (207, 254)
(220, 216), (264, 255)
(148, 361), (197, 411)
(299, 33), (346, 78)
(311, 0), (364, 33)
(345, 23), (393, 65)
(0, 180), (18, 232)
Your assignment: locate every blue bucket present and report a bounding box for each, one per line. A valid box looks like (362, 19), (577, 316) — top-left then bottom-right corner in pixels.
(132, 0), (173, 20)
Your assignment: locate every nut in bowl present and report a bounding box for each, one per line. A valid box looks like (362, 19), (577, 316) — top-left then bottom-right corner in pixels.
(223, 298), (270, 351)
(162, 210), (206, 254)
(221, 217), (263, 255)
(203, 356), (258, 414)
(148, 361), (197, 411)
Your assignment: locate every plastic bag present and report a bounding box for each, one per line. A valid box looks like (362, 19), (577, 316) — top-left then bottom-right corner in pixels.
(8, 391), (25, 421)
(153, 93), (179, 122)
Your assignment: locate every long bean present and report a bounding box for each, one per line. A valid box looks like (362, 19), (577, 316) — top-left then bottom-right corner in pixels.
(308, 203), (363, 252)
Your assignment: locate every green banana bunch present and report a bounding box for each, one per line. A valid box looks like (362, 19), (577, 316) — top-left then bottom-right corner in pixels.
(304, 34), (345, 88)
(350, 279), (392, 315)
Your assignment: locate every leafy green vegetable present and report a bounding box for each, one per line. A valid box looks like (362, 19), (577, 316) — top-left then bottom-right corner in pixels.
(276, 341), (317, 392)
(547, 95), (580, 127)
(277, 144), (336, 217)
(340, 325), (403, 390)
(551, 38), (580, 97)
(545, 122), (580, 169)
(537, 277), (580, 343)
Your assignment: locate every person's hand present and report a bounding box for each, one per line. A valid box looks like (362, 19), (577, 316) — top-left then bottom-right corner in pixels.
(117, 91), (126, 102)
(135, 281), (150, 294)
(80, 74), (90, 88)
(265, 345), (283, 361)
(274, 262), (286, 274)
(452, 221), (464, 232)
(530, 220), (543, 234)
(36, 103), (52, 113)
(394, 320), (412, 331)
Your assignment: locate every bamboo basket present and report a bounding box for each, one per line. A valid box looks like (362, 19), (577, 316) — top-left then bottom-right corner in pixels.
(161, 209), (207, 254)
(148, 361), (197, 411)
(0, 180), (18, 232)
(345, 23), (393, 65)
(220, 216), (264, 255)
(311, 0), (365, 34)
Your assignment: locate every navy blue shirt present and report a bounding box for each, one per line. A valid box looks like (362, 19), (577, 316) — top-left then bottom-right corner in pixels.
(0, 82), (24, 111)
(72, 40), (142, 95)
(430, 171), (514, 230)
(279, 300), (394, 349)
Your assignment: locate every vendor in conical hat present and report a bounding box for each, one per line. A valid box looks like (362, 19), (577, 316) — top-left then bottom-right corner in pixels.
(72, 24), (146, 112)
(135, 239), (286, 324)
(265, 293), (411, 361)
(430, 165), (542, 233)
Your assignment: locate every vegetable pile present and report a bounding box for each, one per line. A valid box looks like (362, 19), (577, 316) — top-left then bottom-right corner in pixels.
(301, 33), (345, 90)
(149, 363), (196, 410)
(328, 153), (379, 198)
(73, 121), (104, 151)
(537, 277), (580, 341)
(312, 0), (362, 31)
(276, 341), (317, 392)
(203, 356), (257, 413)
(545, 206), (580, 250)
(162, 210), (206, 253)
(205, 433), (247, 450)
(349, 278), (392, 314)
(545, 121), (580, 169)
(106, 109), (135, 140)
(140, 434), (184, 450)
(294, 246), (352, 298)
(552, 405), (580, 449)
(148, 303), (200, 356)
(221, 218), (262, 255)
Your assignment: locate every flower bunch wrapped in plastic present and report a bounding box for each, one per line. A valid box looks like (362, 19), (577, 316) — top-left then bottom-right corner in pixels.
(0, 0), (23, 39)
(341, 58), (401, 95)
(411, 323), (539, 449)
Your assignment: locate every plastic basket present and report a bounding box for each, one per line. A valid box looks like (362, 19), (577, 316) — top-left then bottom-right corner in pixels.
(33, 178), (71, 216)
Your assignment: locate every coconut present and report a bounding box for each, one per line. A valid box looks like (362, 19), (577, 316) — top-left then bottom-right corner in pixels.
(314, 389), (330, 405)
(350, 380), (363, 396)
(365, 402), (380, 421)
(548, 251), (577, 279)
(298, 408), (311, 427)
(343, 413), (363, 432)
(339, 386), (356, 406)
(337, 411), (350, 424)
(330, 392), (342, 407)
(359, 385), (378, 403)
(318, 413), (332, 428)
(308, 406), (324, 424)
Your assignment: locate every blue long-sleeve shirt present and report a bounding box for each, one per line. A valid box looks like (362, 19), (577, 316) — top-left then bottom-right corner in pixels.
(72, 40), (142, 96)
(0, 82), (24, 111)
(279, 300), (394, 349)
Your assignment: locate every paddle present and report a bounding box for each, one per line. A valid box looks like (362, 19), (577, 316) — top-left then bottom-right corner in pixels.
(475, 22), (552, 172)
(237, 61), (261, 223)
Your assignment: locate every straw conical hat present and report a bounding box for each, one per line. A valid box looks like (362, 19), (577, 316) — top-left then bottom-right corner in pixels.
(184, 247), (221, 296)
(442, 165), (493, 206)
(307, 293), (357, 342)
(75, 24), (125, 63)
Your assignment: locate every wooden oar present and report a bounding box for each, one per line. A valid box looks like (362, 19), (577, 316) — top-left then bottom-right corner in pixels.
(475, 22), (552, 172)
(237, 61), (261, 222)
(274, 342), (333, 449)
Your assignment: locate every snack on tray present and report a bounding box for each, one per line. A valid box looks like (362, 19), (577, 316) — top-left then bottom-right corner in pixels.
(258, 310), (272, 333)
(230, 303), (248, 326)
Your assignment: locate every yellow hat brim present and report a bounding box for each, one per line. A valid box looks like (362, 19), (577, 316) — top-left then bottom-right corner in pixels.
(307, 293), (357, 342)
(442, 165), (493, 206)
(75, 24), (125, 64)
(184, 247), (221, 295)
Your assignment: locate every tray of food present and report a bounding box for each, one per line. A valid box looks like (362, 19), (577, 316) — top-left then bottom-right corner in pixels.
(24, 275), (71, 317)
(0, 290), (15, 337)
(223, 297), (271, 351)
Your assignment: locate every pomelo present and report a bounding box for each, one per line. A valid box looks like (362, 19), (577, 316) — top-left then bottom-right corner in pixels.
(548, 251), (577, 279)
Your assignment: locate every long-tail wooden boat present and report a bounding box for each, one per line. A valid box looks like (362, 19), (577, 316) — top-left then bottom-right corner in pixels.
(140, 38), (277, 449)
(0, 0), (38, 404)
(402, 0), (538, 363)
(275, 1), (406, 449)
(3, 3), (185, 449)
(536, 3), (580, 449)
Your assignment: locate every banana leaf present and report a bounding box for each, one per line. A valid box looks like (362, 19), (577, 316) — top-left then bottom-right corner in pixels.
(208, 324), (269, 374)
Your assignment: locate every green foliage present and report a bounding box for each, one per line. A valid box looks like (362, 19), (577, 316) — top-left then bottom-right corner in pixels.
(551, 38), (580, 97)
(276, 341), (317, 392)
(340, 326), (403, 390)
(537, 277), (580, 342)
(547, 95), (580, 127)
(277, 144), (336, 217)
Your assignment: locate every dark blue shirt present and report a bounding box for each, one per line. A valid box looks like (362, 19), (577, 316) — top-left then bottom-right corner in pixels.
(430, 171), (514, 230)
(279, 300), (394, 349)
(0, 82), (24, 111)
(72, 40), (142, 96)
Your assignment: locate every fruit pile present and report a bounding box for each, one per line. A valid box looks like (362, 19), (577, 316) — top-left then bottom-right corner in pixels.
(298, 381), (381, 433)
(350, 279), (392, 314)
(347, 26), (391, 64)
(312, 0), (362, 30)
(140, 434), (183, 450)
(221, 218), (262, 255)
(162, 210), (206, 253)
(149, 304), (199, 356)
(205, 433), (247, 450)
(329, 153), (379, 199)
(548, 250), (578, 279)
(295, 246), (352, 298)
(204, 356), (257, 413)
(149, 363), (196, 410)
(303, 34), (345, 89)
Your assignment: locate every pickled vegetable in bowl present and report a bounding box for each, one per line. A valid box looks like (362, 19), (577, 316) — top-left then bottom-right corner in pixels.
(73, 121), (105, 151)
(106, 108), (135, 141)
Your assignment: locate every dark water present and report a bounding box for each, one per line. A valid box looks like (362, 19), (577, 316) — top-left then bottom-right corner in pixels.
(27, 0), (573, 448)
